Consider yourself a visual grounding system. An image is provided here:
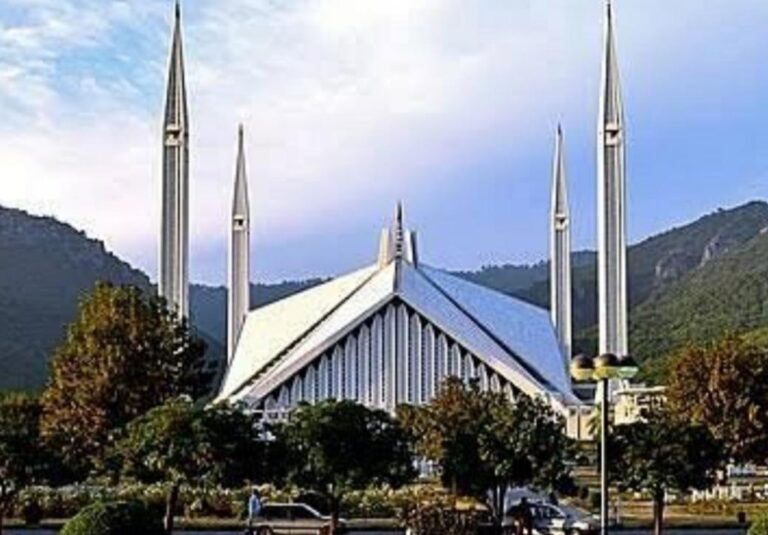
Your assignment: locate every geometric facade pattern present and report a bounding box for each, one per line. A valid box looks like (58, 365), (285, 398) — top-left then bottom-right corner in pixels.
(253, 298), (519, 413)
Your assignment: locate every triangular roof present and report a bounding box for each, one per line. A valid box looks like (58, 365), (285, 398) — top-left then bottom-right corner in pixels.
(219, 258), (579, 409)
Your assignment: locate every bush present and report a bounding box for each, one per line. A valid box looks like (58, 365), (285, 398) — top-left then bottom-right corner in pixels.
(60, 500), (163, 535)
(589, 491), (601, 511)
(397, 486), (487, 535)
(749, 512), (768, 535)
(20, 498), (43, 525)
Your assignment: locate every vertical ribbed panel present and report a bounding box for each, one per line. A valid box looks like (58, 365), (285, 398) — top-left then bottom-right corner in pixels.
(345, 337), (357, 401)
(305, 366), (316, 403)
(332, 346), (343, 400)
(478, 363), (489, 391)
(318, 355), (329, 400)
(411, 315), (422, 404)
(436, 333), (448, 390)
(423, 324), (435, 401)
(257, 301), (525, 412)
(461, 353), (471, 383)
(450, 344), (461, 378)
(385, 304), (397, 409)
(372, 315), (383, 408)
(490, 374), (501, 393)
(292, 376), (303, 404)
(359, 325), (370, 404)
(397, 304), (409, 404)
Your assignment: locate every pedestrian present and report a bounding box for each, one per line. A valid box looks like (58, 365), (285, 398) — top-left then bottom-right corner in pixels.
(247, 486), (263, 534)
(517, 497), (534, 535)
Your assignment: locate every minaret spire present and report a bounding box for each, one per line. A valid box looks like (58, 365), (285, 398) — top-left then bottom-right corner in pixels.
(597, 0), (628, 357)
(393, 201), (405, 259)
(228, 124), (251, 363)
(159, 0), (190, 317)
(550, 124), (572, 370)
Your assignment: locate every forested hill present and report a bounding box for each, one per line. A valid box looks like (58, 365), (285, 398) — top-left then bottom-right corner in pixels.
(1, 201), (768, 390)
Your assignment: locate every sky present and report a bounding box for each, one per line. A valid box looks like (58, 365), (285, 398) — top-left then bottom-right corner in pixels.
(1, 0), (767, 285)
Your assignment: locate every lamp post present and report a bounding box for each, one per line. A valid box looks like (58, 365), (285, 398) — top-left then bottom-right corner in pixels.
(571, 353), (638, 535)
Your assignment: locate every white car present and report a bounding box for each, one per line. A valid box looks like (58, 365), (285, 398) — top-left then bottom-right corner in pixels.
(503, 501), (599, 535)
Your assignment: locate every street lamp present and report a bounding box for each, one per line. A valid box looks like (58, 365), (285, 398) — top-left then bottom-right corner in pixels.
(571, 353), (638, 535)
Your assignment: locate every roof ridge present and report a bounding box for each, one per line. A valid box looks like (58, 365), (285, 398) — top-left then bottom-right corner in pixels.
(413, 265), (556, 390)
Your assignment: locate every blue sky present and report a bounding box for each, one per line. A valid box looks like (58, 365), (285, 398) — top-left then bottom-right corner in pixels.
(1, 0), (767, 285)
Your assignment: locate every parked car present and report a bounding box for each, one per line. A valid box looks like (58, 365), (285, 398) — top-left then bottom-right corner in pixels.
(502, 501), (598, 535)
(250, 503), (343, 535)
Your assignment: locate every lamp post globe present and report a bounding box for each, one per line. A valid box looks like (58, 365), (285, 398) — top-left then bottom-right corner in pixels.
(570, 354), (595, 382)
(617, 355), (640, 380)
(594, 353), (621, 380)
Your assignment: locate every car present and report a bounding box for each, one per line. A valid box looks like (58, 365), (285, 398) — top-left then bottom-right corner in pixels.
(249, 502), (342, 535)
(502, 501), (598, 535)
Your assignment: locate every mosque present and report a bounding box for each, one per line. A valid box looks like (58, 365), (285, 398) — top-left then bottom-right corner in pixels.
(158, 2), (629, 437)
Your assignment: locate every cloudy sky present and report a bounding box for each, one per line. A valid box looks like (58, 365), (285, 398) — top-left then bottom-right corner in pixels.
(1, 0), (767, 285)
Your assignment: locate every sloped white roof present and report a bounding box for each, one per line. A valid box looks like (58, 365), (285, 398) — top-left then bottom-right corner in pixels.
(218, 264), (378, 399)
(420, 266), (572, 394)
(218, 258), (579, 407)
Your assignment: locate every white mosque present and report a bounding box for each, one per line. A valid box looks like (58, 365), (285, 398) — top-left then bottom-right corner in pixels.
(158, 1), (629, 436)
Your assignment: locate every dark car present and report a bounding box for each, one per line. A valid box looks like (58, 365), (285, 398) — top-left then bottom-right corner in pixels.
(250, 503), (341, 535)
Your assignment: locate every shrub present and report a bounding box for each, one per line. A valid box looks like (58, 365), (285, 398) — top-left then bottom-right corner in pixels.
(749, 512), (768, 535)
(589, 491), (601, 511)
(20, 498), (43, 525)
(397, 486), (487, 535)
(60, 500), (163, 535)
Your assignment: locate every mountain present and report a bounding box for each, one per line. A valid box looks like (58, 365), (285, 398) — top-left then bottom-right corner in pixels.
(630, 223), (768, 379)
(0, 207), (150, 390)
(1, 200), (768, 391)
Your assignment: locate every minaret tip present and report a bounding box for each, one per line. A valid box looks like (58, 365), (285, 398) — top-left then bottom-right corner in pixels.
(393, 201), (405, 259)
(174, 0), (181, 21)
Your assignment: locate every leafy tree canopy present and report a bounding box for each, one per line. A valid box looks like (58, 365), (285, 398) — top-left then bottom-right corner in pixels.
(399, 378), (574, 520)
(111, 397), (260, 533)
(612, 407), (723, 535)
(0, 393), (50, 532)
(666, 336), (768, 464)
(40, 283), (210, 476)
(274, 400), (416, 525)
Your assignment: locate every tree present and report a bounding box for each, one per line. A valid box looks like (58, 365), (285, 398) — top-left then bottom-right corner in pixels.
(41, 283), (210, 476)
(273, 400), (416, 530)
(611, 407), (723, 535)
(0, 393), (48, 535)
(110, 397), (260, 534)
(399, 378), (574, 522)
(666, 336), (768, 464)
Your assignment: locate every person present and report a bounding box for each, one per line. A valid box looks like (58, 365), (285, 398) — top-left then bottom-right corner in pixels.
(510, 497), (534, 535)
(247, 487), (263, 534)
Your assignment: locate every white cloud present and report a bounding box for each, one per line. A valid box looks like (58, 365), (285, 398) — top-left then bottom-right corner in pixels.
(0, 0), (766, 282)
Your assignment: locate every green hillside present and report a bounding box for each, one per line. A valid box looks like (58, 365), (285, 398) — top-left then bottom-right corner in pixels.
(2, 200), (768, 391)
(630, 228), (768, 379)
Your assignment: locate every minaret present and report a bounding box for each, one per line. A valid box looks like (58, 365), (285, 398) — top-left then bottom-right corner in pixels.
(597, 0), (628, 358)
(159, 0), (190, 317)
(550, 125), (572, 368)
(228, 125), (251, 363)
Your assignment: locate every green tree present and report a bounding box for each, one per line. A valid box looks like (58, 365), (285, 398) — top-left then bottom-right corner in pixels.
(0, 393), (48, 534)
(611, 408), (723, 535)
(399, 378), (574, 522)
(666, 336), (768, 464)
(111, 397), (260, 534)
(273, 400), (415, 530)
(41, 283), (210, 476)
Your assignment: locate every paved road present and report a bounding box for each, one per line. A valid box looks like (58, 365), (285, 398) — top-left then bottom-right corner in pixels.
(3, 529), (747, 535)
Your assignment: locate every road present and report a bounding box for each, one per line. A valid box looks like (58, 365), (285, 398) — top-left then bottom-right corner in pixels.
(3, 529), (748, 534)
